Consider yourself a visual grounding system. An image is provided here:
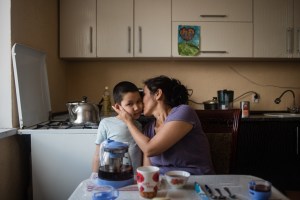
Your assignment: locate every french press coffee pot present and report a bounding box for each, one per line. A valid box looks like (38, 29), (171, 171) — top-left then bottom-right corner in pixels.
(97, 139), (134, 188)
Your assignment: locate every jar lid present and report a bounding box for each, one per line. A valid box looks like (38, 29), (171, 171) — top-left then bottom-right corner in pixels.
(104, 140), (129, 153)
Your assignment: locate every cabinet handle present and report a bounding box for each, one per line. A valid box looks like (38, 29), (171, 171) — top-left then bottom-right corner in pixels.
(90, 26), (93, 53)
(200, 51), (227, 54)
(200, 15), (227, 18)
(297, 126), (299, 155)
(286, 27), (293, 55)
(139, 26), (142, 53)
(128, 27), (131, 53)
(296, 28), (300, 54)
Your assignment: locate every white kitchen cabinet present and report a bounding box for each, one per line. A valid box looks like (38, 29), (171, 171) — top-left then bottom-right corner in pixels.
(133, 0), (171, 57)
(31, 133), (96, 200)
(172, 22), (253, 57)
(172, 0), (252, 22)
(97, 0), (133, 57)
(97, 0), (171, 57)
(60, 0), (96, 58)
(293, 0), (300, 58)
(253, 0), (300, 58)
(172, 0), (253, 58)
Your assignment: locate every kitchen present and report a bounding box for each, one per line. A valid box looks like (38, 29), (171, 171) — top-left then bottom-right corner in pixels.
(1, 0), (300, 199)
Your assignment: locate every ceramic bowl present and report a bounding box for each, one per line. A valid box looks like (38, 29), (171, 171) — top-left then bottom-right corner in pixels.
(165, 170), (190, 189)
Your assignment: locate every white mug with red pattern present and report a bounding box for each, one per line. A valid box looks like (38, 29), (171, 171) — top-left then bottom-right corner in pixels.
(136, 166), (160, 199)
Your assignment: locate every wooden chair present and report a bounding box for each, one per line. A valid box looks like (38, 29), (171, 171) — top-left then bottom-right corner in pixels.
(195, 109), (241, 174)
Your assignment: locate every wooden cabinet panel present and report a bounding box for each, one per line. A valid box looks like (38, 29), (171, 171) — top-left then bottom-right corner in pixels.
(293, 0), (300, 57)
(172, 22), (253, 57)
(97, 0), (171, 57)
(172, 0), (252, 22)
(253, 0), (300, 58)
(97, 0), (133, 57)
(237, 120), (300, 191)
(60, 0), (96, 58)
(134, 0), (171, 57)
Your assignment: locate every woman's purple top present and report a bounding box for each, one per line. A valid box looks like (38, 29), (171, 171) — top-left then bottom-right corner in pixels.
(143, 105), (215, 175)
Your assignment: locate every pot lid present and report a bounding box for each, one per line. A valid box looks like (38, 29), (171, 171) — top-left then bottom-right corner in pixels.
(203, 97), (218, 104)
(12, 43), (51, 128)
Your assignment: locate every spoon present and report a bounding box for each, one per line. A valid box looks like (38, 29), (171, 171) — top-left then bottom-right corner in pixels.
(204, 185), (217, 199)
(215, 188), (226, 199)
(224, 187), (236, 199)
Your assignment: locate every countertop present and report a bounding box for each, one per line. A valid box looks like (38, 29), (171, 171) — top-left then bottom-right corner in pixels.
(0, 128), (17, 139)
(241, 111), (300, 122)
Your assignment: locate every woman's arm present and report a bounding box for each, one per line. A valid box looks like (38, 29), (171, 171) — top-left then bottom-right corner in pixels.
(112, 105), (193, 157)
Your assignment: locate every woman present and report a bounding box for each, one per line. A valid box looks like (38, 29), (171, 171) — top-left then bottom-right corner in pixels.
(113, 75), (215, 175)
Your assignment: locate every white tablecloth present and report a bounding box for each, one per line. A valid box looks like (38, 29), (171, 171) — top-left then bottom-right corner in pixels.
(68, 175), (289, 200)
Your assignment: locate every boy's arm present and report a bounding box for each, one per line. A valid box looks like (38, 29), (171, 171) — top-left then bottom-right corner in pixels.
(142, 153), (151, 166)
(92, 144), (100, 172)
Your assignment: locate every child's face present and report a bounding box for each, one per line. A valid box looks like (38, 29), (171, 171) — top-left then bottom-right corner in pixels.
(118, 91), (143, 119)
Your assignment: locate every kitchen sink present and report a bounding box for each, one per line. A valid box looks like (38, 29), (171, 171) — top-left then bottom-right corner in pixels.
(263, 113), (300, 118)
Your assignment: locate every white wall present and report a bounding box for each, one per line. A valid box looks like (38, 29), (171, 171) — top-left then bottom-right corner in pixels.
(0, 0), (12, 128)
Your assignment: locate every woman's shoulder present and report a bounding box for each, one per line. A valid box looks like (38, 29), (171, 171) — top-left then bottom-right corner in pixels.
(172, 104), (195, 114)
(167, 104), (198, 123)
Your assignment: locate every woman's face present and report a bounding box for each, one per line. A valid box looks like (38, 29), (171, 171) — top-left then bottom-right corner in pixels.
(142, 86), (156, 116)
(119, 91), (143, 119)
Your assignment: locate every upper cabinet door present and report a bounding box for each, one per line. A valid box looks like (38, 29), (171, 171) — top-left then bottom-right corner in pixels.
(172, 0), (252, 22)
(253, 0), (293, 58)
(60, 0), (96, 58)
(172, 0), (253, 58)
(134, 0), (171, 57)
(294, 0), (300, 58)
(97, 0), (133, 57)
(172, 22), (253, 57)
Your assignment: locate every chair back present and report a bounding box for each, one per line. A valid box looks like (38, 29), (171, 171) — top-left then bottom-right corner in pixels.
(195, 109), (241, 174)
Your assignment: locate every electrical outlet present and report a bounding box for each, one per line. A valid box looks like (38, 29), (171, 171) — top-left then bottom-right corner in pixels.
(252, 93), (259, 103)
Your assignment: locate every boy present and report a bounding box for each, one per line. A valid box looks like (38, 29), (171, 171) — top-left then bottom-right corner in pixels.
(92, 81), (143, 176)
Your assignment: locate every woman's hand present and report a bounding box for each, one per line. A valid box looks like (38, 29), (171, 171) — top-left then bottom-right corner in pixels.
(111, 104), (133, 124)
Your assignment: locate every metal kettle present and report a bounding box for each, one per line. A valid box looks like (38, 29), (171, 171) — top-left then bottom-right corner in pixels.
(66, 96), (100, 125)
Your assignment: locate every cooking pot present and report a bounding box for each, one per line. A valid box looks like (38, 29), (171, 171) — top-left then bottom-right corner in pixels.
(66, 96), (100, 125)
(203, 97), (219, 110)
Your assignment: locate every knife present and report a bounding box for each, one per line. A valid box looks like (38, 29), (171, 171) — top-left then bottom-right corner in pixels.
(194, 182), (209, 200)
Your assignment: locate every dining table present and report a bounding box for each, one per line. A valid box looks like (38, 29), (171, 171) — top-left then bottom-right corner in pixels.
(68, 174), (289, 200)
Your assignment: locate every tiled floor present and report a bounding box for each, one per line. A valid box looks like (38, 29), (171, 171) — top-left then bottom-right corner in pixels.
(285, 191), (300, 200)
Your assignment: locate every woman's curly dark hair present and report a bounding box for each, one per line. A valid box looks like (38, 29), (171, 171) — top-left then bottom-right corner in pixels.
(143, 75), (189, 107)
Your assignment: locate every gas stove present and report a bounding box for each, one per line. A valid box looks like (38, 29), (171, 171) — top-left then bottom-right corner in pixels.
(12, 44), (99, 135)
(32, 120), (99, 129)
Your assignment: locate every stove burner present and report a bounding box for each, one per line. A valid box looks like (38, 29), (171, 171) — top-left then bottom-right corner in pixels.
(33, 120), (98, 129)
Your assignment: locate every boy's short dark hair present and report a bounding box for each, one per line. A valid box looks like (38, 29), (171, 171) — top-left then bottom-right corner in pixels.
(113, 81), (140, 104)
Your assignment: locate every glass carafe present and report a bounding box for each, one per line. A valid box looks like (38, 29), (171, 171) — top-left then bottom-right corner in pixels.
(98, 139), (133, 182)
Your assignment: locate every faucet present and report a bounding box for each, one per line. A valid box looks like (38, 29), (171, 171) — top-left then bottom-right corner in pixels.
(274, 90), (299, 113)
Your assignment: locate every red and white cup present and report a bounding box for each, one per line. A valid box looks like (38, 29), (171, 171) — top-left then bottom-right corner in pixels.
(136, 166), (160, 199)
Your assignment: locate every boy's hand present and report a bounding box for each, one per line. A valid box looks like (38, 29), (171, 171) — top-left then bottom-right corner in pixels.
(90, 172), (98, 180)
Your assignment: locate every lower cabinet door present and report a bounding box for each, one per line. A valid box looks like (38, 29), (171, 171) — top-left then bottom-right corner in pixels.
(31, 133), (96, 200)
(237, 121), (300, 191)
